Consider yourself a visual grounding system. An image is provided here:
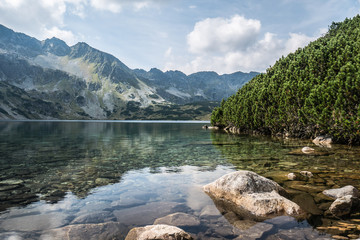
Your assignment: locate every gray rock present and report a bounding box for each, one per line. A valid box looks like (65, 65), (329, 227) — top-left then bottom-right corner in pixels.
(329, 195), (354, 217)
(154, 212), (200, 227)
(40, 222), (128, 240)
(203, 171), (304, 220)
(322, 185), (360, 199)
(125, 224), (194, 240)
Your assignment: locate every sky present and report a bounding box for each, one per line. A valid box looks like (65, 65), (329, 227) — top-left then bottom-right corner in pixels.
(0, 0), (359, 74)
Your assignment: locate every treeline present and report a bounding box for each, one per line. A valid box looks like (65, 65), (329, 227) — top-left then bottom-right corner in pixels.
(211, 15), (360, 144)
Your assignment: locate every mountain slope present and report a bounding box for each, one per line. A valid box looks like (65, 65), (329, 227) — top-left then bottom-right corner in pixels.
(211, 15), (360, 144)
(134, 68), (258, 104)
(0, 24), (258, 120)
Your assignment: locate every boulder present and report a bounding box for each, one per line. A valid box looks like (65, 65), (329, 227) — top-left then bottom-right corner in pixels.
(125, 224), (193, 240)
(203, 171), (304, 221)
(329, 195), (355, 217)
(322, 186), (360, 199)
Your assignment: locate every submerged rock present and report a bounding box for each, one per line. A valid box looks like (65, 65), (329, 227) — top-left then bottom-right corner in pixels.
(263, 171), (290, 184)
(292, 193), (323, 215)
(70, 211), (116, 224)
(288, 148), (332, 156)
(287, 173), (297, 180)
(153, 212), (200, 228)
(203, 170), (304, 221)
(41, 222), (128, 240)
(113, 202), (182, 226)
(302, 147), (315, 154)
(0, 212), (69, 232)
(323, 186), (360, 199)
(300, 171), (314, 178)
(0, 179), (24, 185)
(125, 224), (194, 240)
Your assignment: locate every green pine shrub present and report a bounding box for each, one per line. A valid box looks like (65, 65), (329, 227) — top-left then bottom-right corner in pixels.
(211, 15), (360, 144)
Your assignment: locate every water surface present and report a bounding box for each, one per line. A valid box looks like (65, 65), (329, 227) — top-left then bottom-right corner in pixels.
(0, 121), (359, 239)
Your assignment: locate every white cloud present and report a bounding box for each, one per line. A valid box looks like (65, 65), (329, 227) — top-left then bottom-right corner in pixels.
(285, 33), (315, 53)
(42, 26), (78, 45)
(134, 1), (150, 11)
(89, 0), (165, 13)
(0, 0), (86, 45)
(90, 0), (122, 13)
(67, 0), (87, 18)
(0, 0), (24, 8)
(166, 15), (319, 74)
(187, 15), (261, 54)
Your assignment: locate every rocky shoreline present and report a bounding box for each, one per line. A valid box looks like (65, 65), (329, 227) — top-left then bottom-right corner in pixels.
(122, 170), (360, 239)
(2, 167), (360, 239)
(203, 124), (335, 147)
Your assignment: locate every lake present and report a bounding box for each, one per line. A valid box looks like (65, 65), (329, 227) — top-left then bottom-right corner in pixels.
(0, 121), (360, 239)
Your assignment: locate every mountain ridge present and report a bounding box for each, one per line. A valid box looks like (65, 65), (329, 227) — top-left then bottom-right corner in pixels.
(0, 24), (259, 120)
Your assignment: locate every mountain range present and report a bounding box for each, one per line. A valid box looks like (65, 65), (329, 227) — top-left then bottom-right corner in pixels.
(0, 24), (259, 120)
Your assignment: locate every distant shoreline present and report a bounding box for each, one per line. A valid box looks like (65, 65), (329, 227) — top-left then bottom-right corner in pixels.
(0, 119), (210, 124)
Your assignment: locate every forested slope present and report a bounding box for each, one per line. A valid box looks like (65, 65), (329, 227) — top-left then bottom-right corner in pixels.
(211, 15), (360, 144)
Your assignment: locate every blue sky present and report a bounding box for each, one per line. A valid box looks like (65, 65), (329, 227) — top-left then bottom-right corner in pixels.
(0, 0), (359, 74)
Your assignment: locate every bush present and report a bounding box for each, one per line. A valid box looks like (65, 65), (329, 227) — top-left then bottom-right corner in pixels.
(211, 15), (360, 144)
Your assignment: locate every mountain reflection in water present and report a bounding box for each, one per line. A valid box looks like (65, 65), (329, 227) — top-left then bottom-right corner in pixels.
(0, 121), (359, 239)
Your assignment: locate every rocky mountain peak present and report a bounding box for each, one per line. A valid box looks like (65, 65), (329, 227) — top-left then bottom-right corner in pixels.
(0, 24), (42, 57)
(41, 37), (71, 56)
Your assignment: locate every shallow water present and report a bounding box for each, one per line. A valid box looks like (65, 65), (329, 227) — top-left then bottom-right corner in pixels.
(0, 121), (359, 239)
